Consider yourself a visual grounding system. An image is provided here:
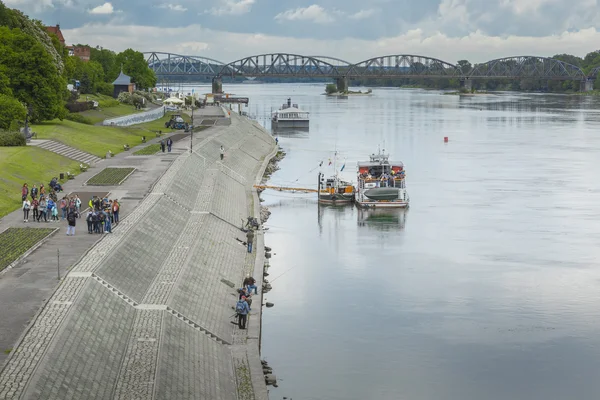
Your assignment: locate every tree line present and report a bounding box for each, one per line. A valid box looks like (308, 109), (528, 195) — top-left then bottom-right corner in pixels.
(349, 54), (600, 92)
(0, 0), (156, 132)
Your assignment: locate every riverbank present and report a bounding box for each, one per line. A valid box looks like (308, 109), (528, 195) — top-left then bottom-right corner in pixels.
(0, 108), (277, 399)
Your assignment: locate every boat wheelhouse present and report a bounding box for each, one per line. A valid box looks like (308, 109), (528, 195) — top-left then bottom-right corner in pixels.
(317, 151), (354, 204)
(356, 150), (409, 208)
(318, 172), (355, 204)
(272, 98), (309, 129)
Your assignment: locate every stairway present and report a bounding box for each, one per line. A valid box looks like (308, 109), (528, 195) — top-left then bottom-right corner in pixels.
(30, 140), (102, 165)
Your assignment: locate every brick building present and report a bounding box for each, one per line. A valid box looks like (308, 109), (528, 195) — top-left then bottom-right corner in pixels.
(45, 24), (91, 62)
(45, 24), (65, 46)
(67, 45), (91, 62)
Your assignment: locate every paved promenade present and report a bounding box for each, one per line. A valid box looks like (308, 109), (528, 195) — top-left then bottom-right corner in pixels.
(0, 108), (276, 399)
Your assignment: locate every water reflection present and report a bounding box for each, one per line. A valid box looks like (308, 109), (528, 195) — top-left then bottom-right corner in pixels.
(356, 207), (407, 231)
(196, 83), (600, 400)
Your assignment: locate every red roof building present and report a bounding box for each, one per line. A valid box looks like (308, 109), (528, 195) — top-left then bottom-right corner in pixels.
(45, 24), (65, 46)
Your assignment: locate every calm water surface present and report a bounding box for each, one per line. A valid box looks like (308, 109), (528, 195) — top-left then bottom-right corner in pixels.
(209, 83), (600, 399)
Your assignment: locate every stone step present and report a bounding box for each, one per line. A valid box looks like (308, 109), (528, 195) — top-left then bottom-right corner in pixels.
(36, 140), (101, 164)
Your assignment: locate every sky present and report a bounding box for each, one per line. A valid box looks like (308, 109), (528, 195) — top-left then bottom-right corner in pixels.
(4, 0), (600, 64)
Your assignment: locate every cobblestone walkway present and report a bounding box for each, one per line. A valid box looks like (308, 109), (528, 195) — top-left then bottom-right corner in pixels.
(0, 112), (276, 400)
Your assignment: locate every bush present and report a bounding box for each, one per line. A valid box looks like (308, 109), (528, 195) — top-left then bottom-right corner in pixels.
(98, 97), (119, 108)
(64, 113), (93, 125)
(96, 82), (113, 97)
(117, 91), (132, 104)
(325, 83), (338, 94)
(0, 131), (26, 146)
(0, 94), (27, 130)
(134, 90), (154, 102)
(65, 101), (94, 113)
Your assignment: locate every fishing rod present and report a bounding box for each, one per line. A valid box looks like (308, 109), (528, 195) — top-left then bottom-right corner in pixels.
(269, 264), (298, 283)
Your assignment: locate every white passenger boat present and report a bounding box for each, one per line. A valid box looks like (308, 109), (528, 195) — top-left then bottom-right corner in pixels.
(356, 149), (409, 208)
(271, 98), (309, 129)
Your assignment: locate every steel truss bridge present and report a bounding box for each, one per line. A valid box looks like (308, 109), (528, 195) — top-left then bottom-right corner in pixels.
(145, 52), (600, 82)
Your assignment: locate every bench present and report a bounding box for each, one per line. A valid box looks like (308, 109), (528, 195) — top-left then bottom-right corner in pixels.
(123, 144), (130, 151)
(155, 130), (162, 137)
(67, 172), (75, 180)
(79, 163), (88, 172)
(141, 136), (147, 143)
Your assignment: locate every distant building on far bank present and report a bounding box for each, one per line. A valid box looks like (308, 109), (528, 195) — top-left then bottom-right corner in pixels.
(45, 24), (65, 45)
(112, 70), (136, 98)
(67, 45), (91, 62)
(45, 24), (90, 62)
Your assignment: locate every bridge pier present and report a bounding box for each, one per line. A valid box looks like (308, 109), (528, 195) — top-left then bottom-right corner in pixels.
(336, 77), (348, 93)
(212, 77), (223, 94)
(460, 78), (473, 92)
(580, 79), (594, 92)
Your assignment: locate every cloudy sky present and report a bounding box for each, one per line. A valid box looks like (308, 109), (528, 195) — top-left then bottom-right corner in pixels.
(5, 0), (600, 64)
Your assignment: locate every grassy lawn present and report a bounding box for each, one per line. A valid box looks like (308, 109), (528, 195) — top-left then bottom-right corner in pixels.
(133, 144), (161, 155)
(0, 228), (57, 272)
(0, 147), (80, 218)
(79, 104), (141, 125)
(86, 168), (135, 186)
(32, 112), (190, 158)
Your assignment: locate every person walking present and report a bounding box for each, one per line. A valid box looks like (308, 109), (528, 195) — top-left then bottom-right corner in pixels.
(66, 209), (78, 236)
(103, 210), (112, 233)
(167, 137), (173, 152)
(38, 197), (48, 222)
(21, 183), (28, 202)
(160, 139), (166, 153)
(31, 197), (39, 222)
(220, 145), (224, 160)
(75, 195), (81, 217)
(30, 184), (38, 200)
(22, 198), (31, 222)
(86, 211), (93, 234)
(236, 296), (250, 330)
(246, 229), (255, 253)
(60, 197), (67, 220)
(112, 199), (120, 224)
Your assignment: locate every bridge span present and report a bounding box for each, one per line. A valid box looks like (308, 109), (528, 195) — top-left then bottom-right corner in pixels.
(144, 52), (598, 93)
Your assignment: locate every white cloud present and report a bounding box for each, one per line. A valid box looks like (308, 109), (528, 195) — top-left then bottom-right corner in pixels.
(89, 2), (114, 14)
(4, 0), (54, 11)
(62, 23), (600, 65)
(348, 9), (377, 20)
(275, 4), (334, 24)
(207, 0), (255, 16)
(159, 3), (188, 12)
(500, 0), (557, 15)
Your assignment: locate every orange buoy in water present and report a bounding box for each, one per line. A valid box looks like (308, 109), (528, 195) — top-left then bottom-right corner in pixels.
(444, 137), (449, 143)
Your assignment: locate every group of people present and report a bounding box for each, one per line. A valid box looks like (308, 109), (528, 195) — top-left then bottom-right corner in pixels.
(21, 183), (80, 224)
(235, 276), (258, 329)
(160, 138), (173, 153)
(85, 196), (121, 235)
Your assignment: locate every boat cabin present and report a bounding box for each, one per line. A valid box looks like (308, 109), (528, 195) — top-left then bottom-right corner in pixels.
(357, 153), (405, 189)
(273, 107), (309, 121)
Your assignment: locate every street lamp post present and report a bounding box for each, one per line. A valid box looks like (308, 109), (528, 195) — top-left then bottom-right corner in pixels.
(190, 89), (194, 153)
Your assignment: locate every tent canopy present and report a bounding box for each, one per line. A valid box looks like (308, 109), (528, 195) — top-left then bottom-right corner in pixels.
(164, 97), (184, 104)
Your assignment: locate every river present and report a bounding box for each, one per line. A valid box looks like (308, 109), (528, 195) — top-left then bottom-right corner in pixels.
(202, 83), (600, 399)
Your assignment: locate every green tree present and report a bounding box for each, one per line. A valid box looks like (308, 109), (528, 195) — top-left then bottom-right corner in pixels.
(0, 93), (26, 130)
(0, 26), (67, 122)
(116, 48), (157, 90)
(0, 65), (11, 96)
(457, 60), (472, 74)
(90, 47), (119, 82)
(325, 83), (337, 94)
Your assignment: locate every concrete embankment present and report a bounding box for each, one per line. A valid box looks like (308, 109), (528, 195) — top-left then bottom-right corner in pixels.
(0, 110), (276, 399)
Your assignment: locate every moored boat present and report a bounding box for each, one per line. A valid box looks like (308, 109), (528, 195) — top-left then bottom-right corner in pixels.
(271, 98), (309, 129)
(356, 149), (409, 208)
(318, 152), (354, 204)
